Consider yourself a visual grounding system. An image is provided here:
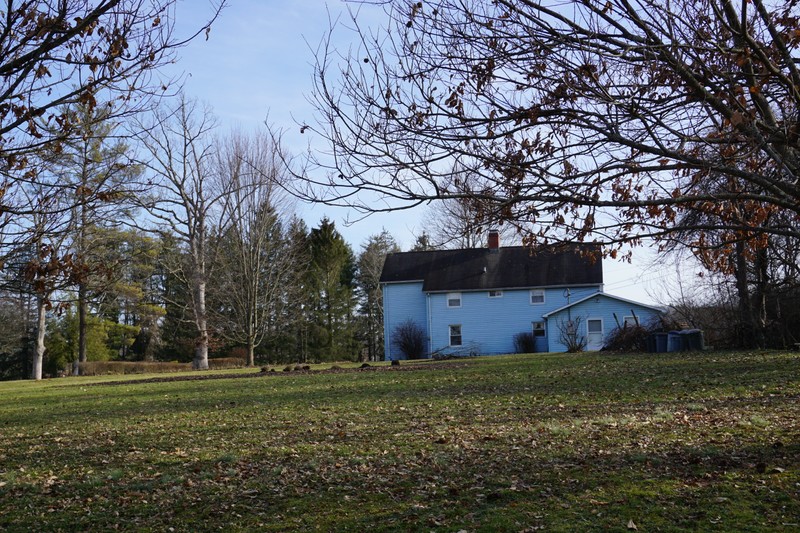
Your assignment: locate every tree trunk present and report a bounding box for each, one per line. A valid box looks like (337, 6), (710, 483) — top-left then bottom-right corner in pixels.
(735, 240), (757, 348)
(752, 246), (768, 348)
(77, 186), (88, 370)
(245, 307), (255, 366)
(143, 315), (157, 362)
(193, 279), (209, 370)
(78, 282), (87, 364)
(32, 295), (47, 380)
(194, 335), (208, 369)
(300, 319), (308, 364)
(246, 338), (255, 367)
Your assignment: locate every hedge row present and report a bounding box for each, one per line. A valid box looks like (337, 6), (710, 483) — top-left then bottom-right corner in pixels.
(77, 358), (246, 376)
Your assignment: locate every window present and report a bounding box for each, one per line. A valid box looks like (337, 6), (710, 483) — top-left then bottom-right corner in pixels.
(447, 292), (462, 308)
(449, 325), (462, 346)
(623, 316), (638, 328)
(587, 319), (603, 334)
(530, 289), (545, 305)
(488, 290), (503, 298)
(532, 321), (546, 337)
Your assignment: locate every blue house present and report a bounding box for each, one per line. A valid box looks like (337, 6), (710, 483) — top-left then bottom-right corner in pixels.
(380, 232), (662, 359)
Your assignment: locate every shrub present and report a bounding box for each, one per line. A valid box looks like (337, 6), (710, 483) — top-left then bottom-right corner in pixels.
(78, 361), (191, 376)
(603, 324), (650, 352)
(227, 346), (249, 361)
(391, 319), (427, 359)
(604, 316), (684, 353)
(558, 317), (587, 353)
(76, 357), (246, 376)
(207, 357), (246, 369)
(513, 331), (537, 354)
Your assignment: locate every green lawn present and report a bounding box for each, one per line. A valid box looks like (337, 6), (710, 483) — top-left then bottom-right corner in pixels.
(1, 351), (798, 532)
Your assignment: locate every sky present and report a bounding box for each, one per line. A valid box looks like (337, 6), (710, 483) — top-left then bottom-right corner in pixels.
(163, 0), (683, 305)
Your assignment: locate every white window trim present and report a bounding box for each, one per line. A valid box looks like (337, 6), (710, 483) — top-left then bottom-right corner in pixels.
(488, 290), (503, 298)
(446, 292), (462, 308)
(530, 289), (545, 305)
(532, 321), (546, 337)
(449, 324), (463, 346)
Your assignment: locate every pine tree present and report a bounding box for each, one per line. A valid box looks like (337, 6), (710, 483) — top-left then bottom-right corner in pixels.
(45, 102), (141, 370)
(356, 231), (399, 361)
(308, 218), (357, 361)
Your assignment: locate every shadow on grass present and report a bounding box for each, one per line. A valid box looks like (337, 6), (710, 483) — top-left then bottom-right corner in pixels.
(2, 351), (798, 433)
(1, 432), (797, 532)
(1, 351), (798, 531)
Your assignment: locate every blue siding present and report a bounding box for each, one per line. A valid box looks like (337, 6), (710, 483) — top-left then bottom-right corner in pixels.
(382, 281), (659, 357)
(545, 295), (662, 352)
(382, 282), (428, 360)
(427, 286), (601, 355)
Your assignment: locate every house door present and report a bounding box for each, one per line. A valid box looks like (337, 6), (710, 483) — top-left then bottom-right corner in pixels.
(587, 319), (604, 351)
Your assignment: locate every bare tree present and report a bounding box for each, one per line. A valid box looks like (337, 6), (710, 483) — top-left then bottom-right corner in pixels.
(136, 96), (224, 370)
(301, 0), (800, 257)
(0, 1), (225, 377)
(423, 200), (492, 249)
(422, 163), (519, 249)
(15, 180), (74, 380)
(211, 130), (298, 367)
(0, 0), (225, 210)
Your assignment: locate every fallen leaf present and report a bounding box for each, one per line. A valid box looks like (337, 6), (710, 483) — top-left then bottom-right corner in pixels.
(627, 519), (638, 530)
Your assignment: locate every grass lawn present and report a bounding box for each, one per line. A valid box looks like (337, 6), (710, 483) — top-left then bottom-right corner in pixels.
(0, 351), (798, 532)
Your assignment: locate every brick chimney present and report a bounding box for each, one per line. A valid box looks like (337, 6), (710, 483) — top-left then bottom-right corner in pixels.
(488, 229), (500, 249)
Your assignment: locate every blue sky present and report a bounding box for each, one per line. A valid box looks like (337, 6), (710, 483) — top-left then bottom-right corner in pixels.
(164, 1), (678, 305)
(166, 1), (416, 243)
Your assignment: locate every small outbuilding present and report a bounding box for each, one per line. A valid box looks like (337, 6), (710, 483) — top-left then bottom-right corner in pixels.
(542, 292), (664, 352)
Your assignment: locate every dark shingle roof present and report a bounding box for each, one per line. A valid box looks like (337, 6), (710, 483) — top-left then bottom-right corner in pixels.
(380, 245), (602, 292)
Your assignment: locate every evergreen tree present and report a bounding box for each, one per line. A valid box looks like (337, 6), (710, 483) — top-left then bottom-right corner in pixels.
(356, 231), (399, 361)
(45, 310), (114, 375)
(44, 101), (141, 370)
(308, 218), (357, 361)
(90, 229), (162, 360)
(410, 232), (435, 251)
(0, 243), (37, 379)
(156, 234), (197, 362)
(269, 217), (313, 363)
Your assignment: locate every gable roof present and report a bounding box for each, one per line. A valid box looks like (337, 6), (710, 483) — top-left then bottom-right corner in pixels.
(542, 292), (664, 318)
(380, 245), (602, 292)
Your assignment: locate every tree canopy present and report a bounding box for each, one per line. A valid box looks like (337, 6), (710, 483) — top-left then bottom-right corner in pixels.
(0, 0), (224, 225)
(306, 0), (800, 259)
